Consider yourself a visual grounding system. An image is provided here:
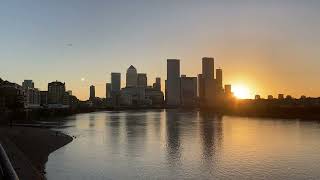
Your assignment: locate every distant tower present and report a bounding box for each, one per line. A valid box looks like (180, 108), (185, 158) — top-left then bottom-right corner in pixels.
(111, 73), (121, 92)
(216, 68), (223, 90)
(90, 85), (95, 100)
(166, 59), (180, 106)
(137, 73), (147, 87)
(153, 77), (161, 91)
(225, 84), (232, 96)
(106, 83), (111, 98)
(126, 65), (138, 87)
(22, 80), (34, 89)
(202, 57), (214, 80)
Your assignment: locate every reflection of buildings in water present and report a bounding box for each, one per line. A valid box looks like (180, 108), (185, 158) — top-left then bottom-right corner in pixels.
(199, 112), (223, 164)
(108, 113), (122, 154)
(165, 110), (182, 168)
(124, 112), (147, 156)
(89, 114), (95, 128)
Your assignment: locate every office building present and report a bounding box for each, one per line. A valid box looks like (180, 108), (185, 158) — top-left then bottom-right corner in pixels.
(137, 73), (147, 87)
(216, 68), (223, 90)
(90, 85), (95, 100)
(40, 91), (48, 105)
(111, 73), (121, 106)
(22, 80), (34, 89)
(48, 81), (66, 104)
(198, 74), (204, 98)
(111, 73), (121, 92)
(202, 57), (214, 80)
(166, 59), (181, 106)
(126, 65), (138, 87)
(180, 76), (197, 106)
(225, 85), (232, 96)
(153, 77), (161, 91)
(106, 83), (111, 98)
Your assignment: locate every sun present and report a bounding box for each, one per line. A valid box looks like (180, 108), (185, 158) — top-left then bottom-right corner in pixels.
(232, 84), (251, 99)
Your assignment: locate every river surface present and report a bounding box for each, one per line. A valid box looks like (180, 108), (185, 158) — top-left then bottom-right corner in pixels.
(45, 110), (320, 180)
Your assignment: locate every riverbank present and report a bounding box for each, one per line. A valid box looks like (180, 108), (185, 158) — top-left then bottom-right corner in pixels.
(0, 126), (73, 180)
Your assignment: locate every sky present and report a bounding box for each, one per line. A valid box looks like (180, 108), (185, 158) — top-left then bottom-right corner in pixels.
(1, 0), (320, 100)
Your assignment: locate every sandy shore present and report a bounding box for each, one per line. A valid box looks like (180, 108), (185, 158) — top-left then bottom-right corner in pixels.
(0, 126), (73, 180)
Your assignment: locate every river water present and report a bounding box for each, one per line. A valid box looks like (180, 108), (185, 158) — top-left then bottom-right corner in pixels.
(45, 110), (320, 180)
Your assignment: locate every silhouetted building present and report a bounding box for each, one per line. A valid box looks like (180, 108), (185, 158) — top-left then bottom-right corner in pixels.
(111, 73), (121, 106)
(40, 91), (48, 105)
(202, 57), (214, 80)
(48, 81), (66, 104)
(216, 69), (223, 90)
(111, 73), (121, 93)
(126, 65), (138, 87)
(198, 74), (204, 98)
(22, 80), (40, 108)
(24, 87), (40, 108)
(255, 95), (261, 100)
(90, 85), (95, 100)
(225, 85), (232, 96)
(22, 80), (34, 89)
(145, 87), (164, 106)
(180, 76), (197, 106)
(268, 95), (273, 100)
(0, 80), (25, 109)
(153, 77), (161, 91)
(278, 94), (284, 100)
(137, 73), (147, 87)
(106, 83), (111, 98)
(166, 59), (181, 106)
(202, 57), (217, 105)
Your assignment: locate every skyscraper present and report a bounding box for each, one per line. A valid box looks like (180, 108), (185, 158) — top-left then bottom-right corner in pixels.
(198, 74), (204, 98)
(202, 57), (216, 105)
(216, 68), (223, 90)
(22, 80), (34, 89)
(166, 59), (180, 106)
(202, 57), (214, 80)
(90, 85), (95, 100)
(137, 73), (147, 87)
(180, 76), (197, 106)
(111, 73), (121, 92)
(126, 65), (138, 87)
(106, 83), (111, 98)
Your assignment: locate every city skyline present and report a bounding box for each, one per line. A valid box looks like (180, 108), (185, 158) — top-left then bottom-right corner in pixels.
(1, 1), (320, 100)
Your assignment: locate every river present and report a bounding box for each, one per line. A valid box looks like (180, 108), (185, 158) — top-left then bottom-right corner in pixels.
(45, 110), (320, 180)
